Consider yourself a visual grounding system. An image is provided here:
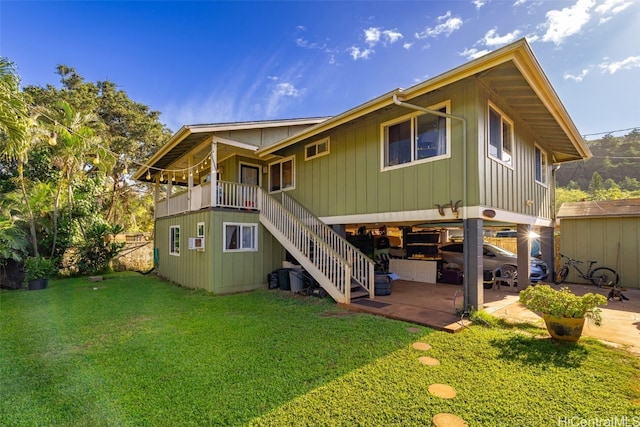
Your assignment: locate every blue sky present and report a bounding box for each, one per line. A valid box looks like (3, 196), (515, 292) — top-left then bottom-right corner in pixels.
(1, 0), (639, 139)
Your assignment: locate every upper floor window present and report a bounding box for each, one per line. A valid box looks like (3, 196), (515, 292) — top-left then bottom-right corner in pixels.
(224, 222), (258, 252)
(381, 101), (450, 169)
(305, 137), (330, 160)
(488, 103), (513, 167)
(269, 155), (295, 192)
(169, 225), (180, 256)
(535, 145), (548, 185)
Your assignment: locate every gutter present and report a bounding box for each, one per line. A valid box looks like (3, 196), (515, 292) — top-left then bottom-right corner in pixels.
(391, 93), (471, 310)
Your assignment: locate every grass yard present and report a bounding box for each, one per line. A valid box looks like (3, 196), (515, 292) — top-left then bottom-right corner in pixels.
(1, 272), (639, 426)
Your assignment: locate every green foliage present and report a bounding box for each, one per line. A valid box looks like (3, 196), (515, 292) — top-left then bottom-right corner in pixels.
(556, 129), (640, 191)
(1, 274), (638, 426)
(74, 223), (125, 275)
(23, 255), (57, 280)
(519, 284), (608, 326)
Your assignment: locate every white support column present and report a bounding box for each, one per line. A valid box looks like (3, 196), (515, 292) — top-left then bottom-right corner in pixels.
(154, 179), (159, 220)
(187, 155), (193, 211)
(210, 139), (218, 207)
(464, 218), (484, 311)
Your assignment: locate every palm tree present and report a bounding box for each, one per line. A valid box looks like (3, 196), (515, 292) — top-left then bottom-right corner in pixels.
(0, 58), (39, 256)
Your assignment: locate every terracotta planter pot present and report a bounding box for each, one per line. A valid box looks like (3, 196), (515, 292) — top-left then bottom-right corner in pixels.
(542, 314), (585, 342)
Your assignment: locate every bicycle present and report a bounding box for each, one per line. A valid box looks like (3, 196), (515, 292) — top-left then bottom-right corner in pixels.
(553, 253), (619, 288)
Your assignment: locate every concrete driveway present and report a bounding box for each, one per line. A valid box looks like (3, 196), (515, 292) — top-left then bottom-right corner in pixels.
(484, 283), (640, 355)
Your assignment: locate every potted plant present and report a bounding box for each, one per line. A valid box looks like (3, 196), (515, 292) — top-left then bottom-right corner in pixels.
(519, 284), (607, 342)
(24, 256), (57, 290)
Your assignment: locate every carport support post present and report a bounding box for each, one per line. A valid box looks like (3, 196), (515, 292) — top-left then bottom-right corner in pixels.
(517, 224), (532, 289)
(539, 226), (554, 280)
(464, 218), (484, 310)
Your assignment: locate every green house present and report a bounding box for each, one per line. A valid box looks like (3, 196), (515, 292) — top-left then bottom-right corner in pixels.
(133, 38), (590, 310)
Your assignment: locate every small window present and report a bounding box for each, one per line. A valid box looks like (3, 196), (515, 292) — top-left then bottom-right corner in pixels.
(535, 145), (548, 185)
(269, 156), (295, 192)
(197, 222), (205, 238)
(305, 138), (330, 160)
(170, 226), (180, 256)
(382, 101), (450, 169)
(488, 103), (513, 166)
(224, 223), (258, 252)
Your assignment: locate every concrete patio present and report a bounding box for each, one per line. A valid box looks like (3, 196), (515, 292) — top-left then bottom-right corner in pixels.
(340, 280), (640, 355)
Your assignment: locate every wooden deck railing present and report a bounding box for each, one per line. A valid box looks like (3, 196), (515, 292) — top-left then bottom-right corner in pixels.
(281, 193), (374, 297)
(156, 181), (258, 218)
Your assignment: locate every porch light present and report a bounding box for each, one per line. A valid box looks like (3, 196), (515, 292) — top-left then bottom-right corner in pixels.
(182, 171), (186, 180)
(146, 170), (151, 180)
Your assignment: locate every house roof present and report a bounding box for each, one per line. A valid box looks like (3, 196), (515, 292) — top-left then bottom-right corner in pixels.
(557, 199), (640, 219)
(132, 117), (328, 182)
(257, 38), (591, 164)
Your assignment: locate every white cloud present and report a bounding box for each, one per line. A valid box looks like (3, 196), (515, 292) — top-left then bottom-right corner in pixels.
(403, 42), (414, 50)
(483, 28), (522, 47)
(265, 82), (305, 117)
(513, 0), (528, 6)
(415, 11), (463, 39)
(349, 46), (374, 60)
(541, 0), (595, 45)
(383, 29), (403, 44)
(473, 0), (486, 9)
(595, 0), (632, 24)
(364, 27), (381, 46)
(599, 56), (640, 74)
(563, 68), (589, 82)
(363, 27), (404, 47)
(460, 47), (491, 60)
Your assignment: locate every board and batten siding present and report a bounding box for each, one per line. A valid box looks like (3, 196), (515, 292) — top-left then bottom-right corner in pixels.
(477, 88), (553, 219)
(155, 210), (285, 293)
(560, 217), (640, 288)
(283, 80), (478, 218)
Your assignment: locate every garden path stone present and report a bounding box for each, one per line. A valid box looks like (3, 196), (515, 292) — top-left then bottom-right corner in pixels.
(432, 413), (468, 427)
(418, 356), (440, 366)
(428, 383), (457, 399)
(412, 342), (431, 351)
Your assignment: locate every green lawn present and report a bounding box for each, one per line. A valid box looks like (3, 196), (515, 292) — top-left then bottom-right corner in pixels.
(1, 272), (639, 426)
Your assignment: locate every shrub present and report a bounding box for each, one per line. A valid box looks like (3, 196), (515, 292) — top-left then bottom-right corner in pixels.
(519, 284), (608, 326)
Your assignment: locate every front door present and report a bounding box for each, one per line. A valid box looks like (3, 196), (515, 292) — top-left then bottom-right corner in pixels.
(240, 164), (260, 186)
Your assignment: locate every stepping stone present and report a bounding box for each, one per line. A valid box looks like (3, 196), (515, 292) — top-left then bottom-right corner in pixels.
(432, 413), (468, 427)
(418, 356), (440, 366)
(428, 383), (457, 399)
(407, 327), (421, 333)
(412, 342), (432, 351)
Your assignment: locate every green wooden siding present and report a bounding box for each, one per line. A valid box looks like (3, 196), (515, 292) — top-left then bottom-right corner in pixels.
(560, 217), (640, 288)
(477, 88), (553, 218)
(155, 210), (285, 293)
(283, 81), (476, 218)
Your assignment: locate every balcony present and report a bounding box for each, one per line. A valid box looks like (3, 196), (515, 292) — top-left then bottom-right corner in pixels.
(155, 181), (259, 218)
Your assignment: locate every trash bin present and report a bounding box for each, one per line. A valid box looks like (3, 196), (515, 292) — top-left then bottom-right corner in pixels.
(289, 269), (305, 293)
(374, 272), (392, 296)
(278, 268), (291, 291)
(268, 271), (279, 289)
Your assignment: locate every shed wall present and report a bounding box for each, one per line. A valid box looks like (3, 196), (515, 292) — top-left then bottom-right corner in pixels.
(559, 217), (640, 288)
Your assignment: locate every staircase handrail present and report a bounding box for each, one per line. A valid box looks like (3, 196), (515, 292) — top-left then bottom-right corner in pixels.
(258, 189), (352, 299)
(281, 193), (374, 293)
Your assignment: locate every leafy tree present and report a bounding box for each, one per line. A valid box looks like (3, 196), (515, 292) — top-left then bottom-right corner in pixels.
(74, 223), (125, 275)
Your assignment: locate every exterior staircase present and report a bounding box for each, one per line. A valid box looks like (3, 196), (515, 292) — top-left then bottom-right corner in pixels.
(258, 189), (374, 304)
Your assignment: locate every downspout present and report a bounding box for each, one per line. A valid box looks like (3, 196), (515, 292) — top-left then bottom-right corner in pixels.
(392, 93), (471, 309)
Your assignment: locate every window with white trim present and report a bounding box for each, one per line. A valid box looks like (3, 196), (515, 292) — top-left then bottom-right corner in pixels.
(224, 223), (258, 252)
(488, 103), (513, 166)
(535, 145), (548, 185)
(169, 226), (180, 256)
(269, 156), (295, 192)
(305, 137), (330, 160)
(382, 101), (450, 169)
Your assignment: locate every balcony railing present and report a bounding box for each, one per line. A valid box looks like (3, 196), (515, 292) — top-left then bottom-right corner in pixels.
(155, 181), (258, 218)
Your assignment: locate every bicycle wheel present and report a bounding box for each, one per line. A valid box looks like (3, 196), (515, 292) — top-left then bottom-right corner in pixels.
(553, 266), (569, 285)
(589, 267), (619, 288)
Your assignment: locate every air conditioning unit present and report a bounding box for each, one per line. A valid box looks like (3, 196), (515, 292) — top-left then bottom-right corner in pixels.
(188, 237), (205, 250)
